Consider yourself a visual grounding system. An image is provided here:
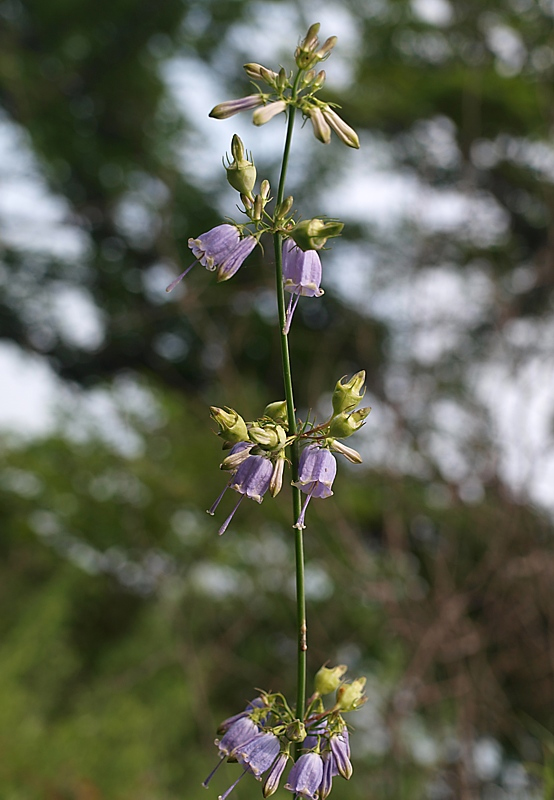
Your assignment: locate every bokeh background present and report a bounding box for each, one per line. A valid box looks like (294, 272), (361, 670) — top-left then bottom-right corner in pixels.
(2, 0), (554, 798)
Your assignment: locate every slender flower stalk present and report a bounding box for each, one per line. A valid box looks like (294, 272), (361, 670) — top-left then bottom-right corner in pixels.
(273, 66), (308, 730)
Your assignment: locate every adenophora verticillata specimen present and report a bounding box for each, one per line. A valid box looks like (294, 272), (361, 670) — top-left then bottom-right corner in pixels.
(282, 239), (324, 334)
(293, 445), (337, 529)
(182, 22), (369, 800)
(284, 752), (324, 800)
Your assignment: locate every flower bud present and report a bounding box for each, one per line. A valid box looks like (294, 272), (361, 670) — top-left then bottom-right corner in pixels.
(253, 194), (263, 221)
(253, 100), (287, 126)
(269, 455), (285, 497)
(275, 195), (294, 220)
(296, 23), (321, 69)
(313, 70), (326, 90)
(249, 424), (287, 450)
(315, 664), (348, 695)
(302, 69), (316, 87)
(332, 371), (366, 414)
(315, 36), (337, 60)
(328, 439), (363, 464)
(277, 67), (288, 90)
(308, 107), (331, 144)
(226, 134), (257, 198)
(263, 752), (289, 798)
(322, 107), (360, 149)
(241, 193), (253, 211)
(285, 719), (307, 742)
(209, 94), (264, 120)
(329, 407), (371, 439)
(336, 677), (367, 711)
(263, 400), (288, 425)
(260, 180), (271, 200)
(243, 63), (279, 86)
(210, 406), (249, 444)
(301, 22), (321, 52)
(290, 218), (344, 251)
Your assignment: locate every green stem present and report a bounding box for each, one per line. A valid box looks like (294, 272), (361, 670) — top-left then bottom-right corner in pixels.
(273, 70), (306, 725)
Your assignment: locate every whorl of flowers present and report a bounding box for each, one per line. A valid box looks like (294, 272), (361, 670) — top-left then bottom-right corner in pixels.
(203, 665), (367, 800)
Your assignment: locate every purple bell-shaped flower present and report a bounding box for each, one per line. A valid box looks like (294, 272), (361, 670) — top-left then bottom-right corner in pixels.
(281, 239), (324, 334)
(166, 224), (256, 291)
(292, 445), (337, 529)
(208, 454), (274, 535)
(284, 752), (324, 800)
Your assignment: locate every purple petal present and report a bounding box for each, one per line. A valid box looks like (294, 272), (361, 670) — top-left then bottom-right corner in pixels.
(189, 224), (240, 270)
(218, 718), (260, 757)
(230, 455), (273, 503)
(282, 239), (324, 297)
(217, 236), (257, 281)
(284, 752), (323, 799)
(235, 732), (281, 778)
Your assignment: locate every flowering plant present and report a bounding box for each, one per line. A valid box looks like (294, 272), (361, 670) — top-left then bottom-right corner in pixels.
(168, 23), (368, 799)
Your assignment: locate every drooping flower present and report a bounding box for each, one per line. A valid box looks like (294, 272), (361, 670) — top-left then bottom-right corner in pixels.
(203, 717), (260, 788)
(281, 239), (324, 334)
(293, 445), (337, 529)
(209, 94), (265, 120)
(208, 454), (274, 535)
(166, 224), (239, 291)
(166, 225), (257, 291)
(284, 752), (324, 800)
(330, 726), (352, 780)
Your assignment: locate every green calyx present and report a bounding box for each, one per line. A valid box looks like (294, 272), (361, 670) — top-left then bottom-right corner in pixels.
(226, 134), (257, 198)
(289, 218), (344, 251)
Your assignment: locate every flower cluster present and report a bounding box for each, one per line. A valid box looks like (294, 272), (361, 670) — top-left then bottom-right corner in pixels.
(203, 665), (367, 800)
(209, 23), (360, 150)
(207, 371), (370, 533)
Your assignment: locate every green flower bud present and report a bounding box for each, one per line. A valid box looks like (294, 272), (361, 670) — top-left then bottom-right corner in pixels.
(210, 406), (249, 443)
(253, 194), (263, 221)
(336, 677), (367, 712)
(290, 218), (344, 251)
(249, 423), (287, 450)
(332, 371), (366, 415)
(263, 400), (288, 424)
(226, 134), (257, 198)
(313, 70), (326, 90)
(285, 719), (306, 742)
(275, 196), (294, 220)
(260, 180), (271, 200)
(329, 407), (371, 439)
(315, 664), (348, 695)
